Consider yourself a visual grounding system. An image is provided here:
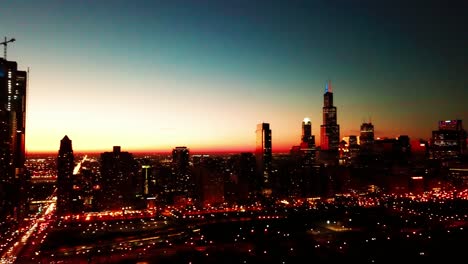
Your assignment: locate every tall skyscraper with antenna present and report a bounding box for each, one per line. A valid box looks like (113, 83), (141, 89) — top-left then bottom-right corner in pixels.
(320, 80), (340, 153)
(0, 57), (28, 222)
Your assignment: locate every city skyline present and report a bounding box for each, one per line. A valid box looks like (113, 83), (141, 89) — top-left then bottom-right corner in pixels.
(1, 0), (467, 153)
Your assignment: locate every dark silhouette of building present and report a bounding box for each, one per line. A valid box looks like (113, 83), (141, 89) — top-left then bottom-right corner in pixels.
(76, 167), (94, 212)
(172, 146), (189, 175)
(373, 136), (412, 166)
(320, 80), (340, 154)
(0, 58), (28, 223)
(152, 160), (173, 205)
(300, 117), (316, 163)
(398, 135), (411, 157)
(360, 122), (375, 148)
(256, 123), (272, 195)
(227, 152), (257, 203)
(430, 120), (467, 161)
(348, 135), (360, 161)
(308, 163), (331, 197)
(133, 159), (157, 209)
(98, 146), (138, 210)
(57, 135), (74, 216)
(172, 146), (193, 202)
(193, 157), (224, 206)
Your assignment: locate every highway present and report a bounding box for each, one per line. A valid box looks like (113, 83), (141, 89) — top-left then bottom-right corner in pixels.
(0, 155), (87, 264)
(0, 194), (56, 263)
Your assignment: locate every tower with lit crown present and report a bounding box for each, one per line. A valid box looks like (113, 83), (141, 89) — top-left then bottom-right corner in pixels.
(320, 80), (340, 153)
(301, 117), (316, 163)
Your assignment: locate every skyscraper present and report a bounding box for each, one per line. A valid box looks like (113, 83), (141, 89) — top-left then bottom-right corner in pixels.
(301, 118), (315, 146)
(431, 120), (467, 160)
(172, 146), (193, 201)
(348, 135), (360, 160)
(300, 117), (316, 163)
(172, 146), (189, 175)
(0, 58), (28, 222)
(238, 152), (257, 200)
(57, 135), (74, 216)
(256, 123), (272, 194)
(320, 80), (340, 153)
(98, 146), (138, 210)
(360, 122), (375, 147)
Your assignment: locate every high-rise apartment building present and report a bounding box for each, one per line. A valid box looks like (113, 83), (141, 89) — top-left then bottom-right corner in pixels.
(300, 117), (316, 163)
(0, 58), (28, 222)
(320, 80), (340, 152)
(98, 146), (138, 210)
(57, 135), (74, 216)
(301, 118), (316, 148)
(172, 147), (189, 175)
(255, 123), (272, 194)
(360, 122), (375, 147)
(431, 120), (467, 160)
(171, 146), (193, 201)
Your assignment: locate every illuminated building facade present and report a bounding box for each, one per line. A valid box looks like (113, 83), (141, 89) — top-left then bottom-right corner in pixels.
(430, 120), (467, 160)
(0, 58), (28, 222)
(338, 136), (358, 164)
(140, 164), (152, 197)
(57, 135), (74, 216)
(320, 80), (340, 153)
(256, 123), (272, 194)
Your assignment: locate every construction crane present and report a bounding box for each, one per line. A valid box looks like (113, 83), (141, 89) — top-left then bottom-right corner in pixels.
(1, 37), (16, 60)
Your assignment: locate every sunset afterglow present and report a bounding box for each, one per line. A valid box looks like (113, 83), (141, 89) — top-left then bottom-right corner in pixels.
(1, 0), (465, 153)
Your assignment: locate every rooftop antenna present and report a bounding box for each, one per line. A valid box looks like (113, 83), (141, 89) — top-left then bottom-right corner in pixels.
(1, 37), (16, 60)
(325, 79), (333, 93)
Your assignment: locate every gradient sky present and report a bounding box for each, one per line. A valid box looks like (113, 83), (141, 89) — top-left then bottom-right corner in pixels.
(1, 0), (467, 153)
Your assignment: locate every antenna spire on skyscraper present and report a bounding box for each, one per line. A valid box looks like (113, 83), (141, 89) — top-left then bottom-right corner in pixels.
(325, 79), (332, 93)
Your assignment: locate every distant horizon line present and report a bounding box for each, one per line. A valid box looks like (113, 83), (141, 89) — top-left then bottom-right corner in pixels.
(25, 149), (287, 155)
(26, 140), (428, 156)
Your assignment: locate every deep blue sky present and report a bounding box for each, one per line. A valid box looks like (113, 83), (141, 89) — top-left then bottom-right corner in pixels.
(1, 0), (467, 152)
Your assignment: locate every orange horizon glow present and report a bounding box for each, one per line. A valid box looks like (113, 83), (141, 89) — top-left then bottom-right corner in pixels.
(25, 134), (429, 155)
(24, 118), (432, 154)
(25, 144), (295, 155)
